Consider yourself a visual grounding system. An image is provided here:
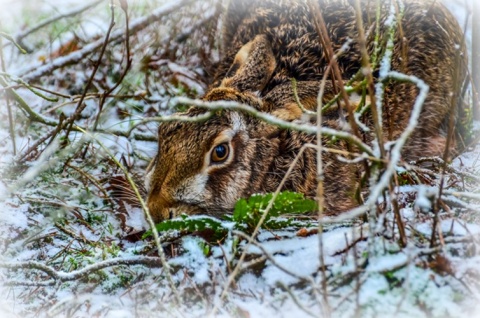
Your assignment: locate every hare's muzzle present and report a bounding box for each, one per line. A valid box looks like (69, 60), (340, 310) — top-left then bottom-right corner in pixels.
(147, 191), (175, 222)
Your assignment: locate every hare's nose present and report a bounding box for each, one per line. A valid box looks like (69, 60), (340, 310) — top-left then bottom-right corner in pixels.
(146, 190), (175, 223)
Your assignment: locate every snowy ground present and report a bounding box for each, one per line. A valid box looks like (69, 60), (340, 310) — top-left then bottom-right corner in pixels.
(0, 0), (479, 317)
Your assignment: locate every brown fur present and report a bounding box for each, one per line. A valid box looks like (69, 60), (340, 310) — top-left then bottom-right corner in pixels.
(145, 0), (467, 222)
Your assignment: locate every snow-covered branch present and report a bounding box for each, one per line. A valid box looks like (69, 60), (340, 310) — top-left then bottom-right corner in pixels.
(174, 96), (375, 156)
(0, 256), (163, 286)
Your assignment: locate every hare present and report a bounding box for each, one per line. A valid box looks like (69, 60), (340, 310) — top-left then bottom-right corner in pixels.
(145, 0), (467, 223)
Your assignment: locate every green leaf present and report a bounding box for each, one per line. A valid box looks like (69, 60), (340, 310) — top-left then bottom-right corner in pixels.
(142, 215), (227, 240)
(143, 192), (317, 241)
(233, 191), (317, 232)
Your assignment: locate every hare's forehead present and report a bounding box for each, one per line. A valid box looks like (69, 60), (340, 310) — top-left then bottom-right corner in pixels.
(158, 112), (245, 151)
(228, 112), (246, 132)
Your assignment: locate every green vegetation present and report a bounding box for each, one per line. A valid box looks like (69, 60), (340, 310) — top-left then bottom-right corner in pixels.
(145, 191), (317, 241)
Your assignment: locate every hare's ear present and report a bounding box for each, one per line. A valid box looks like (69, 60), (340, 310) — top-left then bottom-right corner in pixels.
(221, 35), (276, 93)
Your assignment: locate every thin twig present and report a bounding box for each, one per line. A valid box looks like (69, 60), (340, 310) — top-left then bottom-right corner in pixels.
(353, 0), (385, 158)
(0, 72), (58, 101)
(17, 114), (66, 162)
(277, 282), (318, 318)
(0, 76), (57, 126)
(307, 0), (361, 141)
(0, 32), (27, 53)
(316, 64), (331, 316)
(411, 157), (480, 183)
(432, 19), (468, 248)
(14, 0), (103, 49)
(63, 1), (116, 141)
(93, 0), (132, 131)
(291, 78), (316, 115)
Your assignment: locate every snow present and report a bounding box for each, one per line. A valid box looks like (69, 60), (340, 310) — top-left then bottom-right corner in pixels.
(452, 142), (480, 173)
(0, 200), (29, 229)
(171, 236), (211, 285)
(123, 204), (149, 230)
(415, 219), (480, 237)
(366, 252), (408, 273)
(0, 0), (479, 317)
(414, 185), (433, 211)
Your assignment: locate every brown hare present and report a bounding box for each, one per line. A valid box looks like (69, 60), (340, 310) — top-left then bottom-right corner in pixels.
(145, 0), (467, 223)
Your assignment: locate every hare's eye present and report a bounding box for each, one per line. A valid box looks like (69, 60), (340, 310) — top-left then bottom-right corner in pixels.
(211, 143), (230, 163)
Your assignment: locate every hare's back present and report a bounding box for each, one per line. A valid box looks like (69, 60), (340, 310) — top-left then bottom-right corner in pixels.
(218, 0), (465, 93)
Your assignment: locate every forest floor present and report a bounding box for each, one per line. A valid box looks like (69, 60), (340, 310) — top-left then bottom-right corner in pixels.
(0, 0), (479, 317)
